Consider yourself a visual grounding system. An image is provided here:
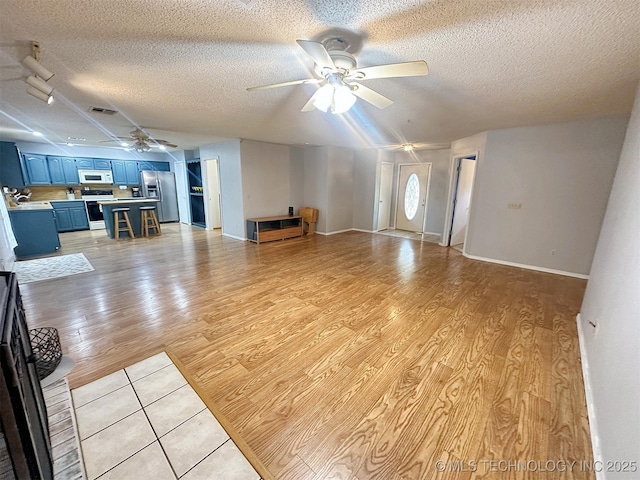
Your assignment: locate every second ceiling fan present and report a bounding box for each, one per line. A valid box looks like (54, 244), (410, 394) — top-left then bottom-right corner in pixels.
(247, 38), (428, 114)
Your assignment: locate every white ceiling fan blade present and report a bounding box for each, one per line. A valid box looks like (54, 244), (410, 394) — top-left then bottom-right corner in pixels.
(301, 89), (324, 112)
(154, 139), (178, 148)
(348, 61), (428, 81)
(350, 83), (393, 109)
(247, 78), (322, 91)
(296, 40), (336, 71)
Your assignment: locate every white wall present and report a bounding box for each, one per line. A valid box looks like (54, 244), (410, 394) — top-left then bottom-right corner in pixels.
(289, 147), (305, 212)
(303, 147), (329, 233)
(464, 118), (627, 276)
(240, 140), (291, 219)
(578, 82), (640, 479)
(420, 149), (451, 234)
(200, 139), (244, 239)
(326, 147), (354, 233)
(352, 149), (383, 232)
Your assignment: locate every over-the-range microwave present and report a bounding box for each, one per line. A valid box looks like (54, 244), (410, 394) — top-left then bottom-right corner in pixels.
(78, 169), (113, 184)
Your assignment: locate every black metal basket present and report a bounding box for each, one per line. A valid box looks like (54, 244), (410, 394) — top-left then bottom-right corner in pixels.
(28, 327), (62, 380)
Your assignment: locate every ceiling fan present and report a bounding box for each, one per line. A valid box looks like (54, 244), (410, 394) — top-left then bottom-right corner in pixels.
(247, 38), (428, 114)
(104, 128), (178, 152)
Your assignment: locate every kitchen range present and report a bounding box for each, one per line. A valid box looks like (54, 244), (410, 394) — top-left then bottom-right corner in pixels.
(80, 189), (114, 230)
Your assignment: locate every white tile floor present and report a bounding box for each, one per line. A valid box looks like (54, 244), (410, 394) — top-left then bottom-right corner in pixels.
(71, 352), (261, 480)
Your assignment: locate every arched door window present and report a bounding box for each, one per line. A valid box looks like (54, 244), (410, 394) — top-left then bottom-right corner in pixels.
(404, 173), (420, 220)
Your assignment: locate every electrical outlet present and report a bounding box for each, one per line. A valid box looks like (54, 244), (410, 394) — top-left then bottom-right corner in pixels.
(507, 203), (522, 209)
(550, 249), (556, 256)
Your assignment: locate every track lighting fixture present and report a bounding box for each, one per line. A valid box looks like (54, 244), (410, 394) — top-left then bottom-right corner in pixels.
(26, 87), (53, 105)
(22, 42), (55, 105)
(22, 55), (54, 81)
(26, 75), (53, 95)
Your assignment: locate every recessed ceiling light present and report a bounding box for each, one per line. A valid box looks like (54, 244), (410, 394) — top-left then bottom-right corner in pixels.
(67, 136), (86, 141)
(32, 131), (43, 137)
(158, 145), (166, 151)
(66, 142), (74, 146)
(120, 142), (129, 147)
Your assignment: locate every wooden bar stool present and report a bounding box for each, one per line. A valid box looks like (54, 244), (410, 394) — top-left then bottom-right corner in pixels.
(140, 206), (161, 237)
(113, 208), (135, 239)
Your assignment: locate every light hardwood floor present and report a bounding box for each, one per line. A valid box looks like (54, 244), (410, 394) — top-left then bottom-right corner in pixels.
(20, 224), (594, 479)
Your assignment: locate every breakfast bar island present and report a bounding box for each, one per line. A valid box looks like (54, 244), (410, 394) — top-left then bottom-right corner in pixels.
(100, 199), (160, 239)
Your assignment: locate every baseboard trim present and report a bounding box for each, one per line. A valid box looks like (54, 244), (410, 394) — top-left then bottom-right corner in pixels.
(423, 231), (441, 236)
(222, 232), (246, 241)
(462, 252), (589, 279)
(576, 313), (605, 480)
(317, 229), (353, 236)
(353, 228), (376, 234)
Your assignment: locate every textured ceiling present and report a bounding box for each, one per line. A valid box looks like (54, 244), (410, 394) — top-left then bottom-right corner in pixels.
(0, 0), (638, 152)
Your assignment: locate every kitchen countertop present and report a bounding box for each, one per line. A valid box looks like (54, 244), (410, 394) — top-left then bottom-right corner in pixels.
(8, 201), (53, 210)
(98, 198), (159, 205)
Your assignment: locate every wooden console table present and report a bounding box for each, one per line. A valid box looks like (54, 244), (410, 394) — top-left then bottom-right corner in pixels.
(246, 215), (303, 244)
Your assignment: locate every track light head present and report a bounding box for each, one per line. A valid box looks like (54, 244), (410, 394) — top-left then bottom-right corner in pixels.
(22, 55), (54, 81)
(27, 86), (53, 105)
(26, 75), (53, 95)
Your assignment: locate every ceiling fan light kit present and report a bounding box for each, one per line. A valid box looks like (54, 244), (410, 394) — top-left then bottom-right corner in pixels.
(247, 36), (428, 115)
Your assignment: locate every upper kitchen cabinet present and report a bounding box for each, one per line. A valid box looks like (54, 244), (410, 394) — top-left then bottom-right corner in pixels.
(0, 141), (26, 187)
(76, 158), (111, 170)
(94, 159), (112, 170)
(22, 154), (50, 185)
(75, 158), (94, 170)
(112, 160), (140, 185)
(48, 157), (80, 185)
(138, 161), (171, 172)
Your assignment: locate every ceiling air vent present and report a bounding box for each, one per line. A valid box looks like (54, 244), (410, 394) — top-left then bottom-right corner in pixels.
(89, 106), (118, 115)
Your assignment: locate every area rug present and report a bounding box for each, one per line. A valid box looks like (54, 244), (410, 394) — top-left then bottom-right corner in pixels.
(12, 253), (95, 284)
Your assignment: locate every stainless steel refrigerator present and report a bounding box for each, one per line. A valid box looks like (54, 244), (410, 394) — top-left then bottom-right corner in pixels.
(140, 170), (179, 222)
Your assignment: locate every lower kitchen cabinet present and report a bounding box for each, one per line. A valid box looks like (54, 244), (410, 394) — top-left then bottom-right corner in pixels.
(50, 201), (90, 232)
(8, 209), (61, 258)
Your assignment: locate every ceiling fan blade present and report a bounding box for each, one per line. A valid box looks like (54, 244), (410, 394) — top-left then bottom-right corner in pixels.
(296, 40), (336, 71)
(247, 78), (322, 91)
(350, 83), (393, 109)
(154, 139), (178, 148)
(348, 60), (428, 81)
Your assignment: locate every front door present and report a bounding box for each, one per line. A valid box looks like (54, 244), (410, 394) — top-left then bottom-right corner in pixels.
(396, 163), (430, 232)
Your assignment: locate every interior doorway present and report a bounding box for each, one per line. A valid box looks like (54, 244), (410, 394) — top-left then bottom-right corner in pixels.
(395, 163), (431, 233)
(448, 155), (477, 251)
(377, 162), (393, 231)
(202, 158), (222, 230)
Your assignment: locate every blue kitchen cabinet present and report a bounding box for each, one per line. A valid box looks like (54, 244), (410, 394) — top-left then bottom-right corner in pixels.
(112, 160), (141, 185)
(8, 209), (61, 258)
(48, 157), (64, 184)
(94, 159), (111, 170)
(48, 157), (80, 185)
(22, 154), (51, 185)
(138, 161), (170, 172)
(125, 161), (140, 184)
(76, 158), (110, 170)
(50, 201), (89, 232)
(0, 142), (26, 187)
(76, 158), (95, 170)
(63, 158), (80, 184)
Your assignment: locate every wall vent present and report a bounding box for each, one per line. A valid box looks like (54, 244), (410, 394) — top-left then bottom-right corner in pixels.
(89, 106), (118, 115)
